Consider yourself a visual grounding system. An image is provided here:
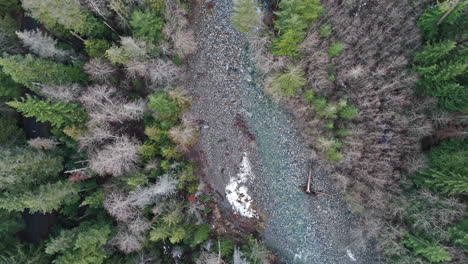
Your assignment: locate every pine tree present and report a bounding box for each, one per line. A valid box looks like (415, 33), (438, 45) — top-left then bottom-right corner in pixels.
(0, 54), (86, 91)
(7, 94), (87, 128)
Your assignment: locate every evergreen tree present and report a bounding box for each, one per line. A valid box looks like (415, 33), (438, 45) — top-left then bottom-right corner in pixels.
(0, 67), (22, 100)
(415, 139), (468, 194)
(130, 9), (164, 45)
(0, 54), (86, 91)
(403, 233), (452, 263)
(22, 0), (107, 38)
(7, 94), (87, 128)
(0, 147), (77, 213)
(270, 64), (306, 97)
(272, 0), (323, 57)
(45, 221), (112, 264)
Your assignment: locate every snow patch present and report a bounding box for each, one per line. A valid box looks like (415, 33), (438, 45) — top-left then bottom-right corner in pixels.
(346, 249), (357, 261)
(225, 153), (257, 218)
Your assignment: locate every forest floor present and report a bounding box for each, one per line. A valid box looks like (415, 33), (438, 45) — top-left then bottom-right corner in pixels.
(183, 0), (379, 263)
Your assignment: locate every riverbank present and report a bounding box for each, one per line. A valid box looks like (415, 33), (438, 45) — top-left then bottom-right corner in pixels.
(183, 0), (379, 263)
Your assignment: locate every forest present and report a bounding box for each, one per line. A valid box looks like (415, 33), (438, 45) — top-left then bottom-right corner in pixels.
(0, 0), (466, 264)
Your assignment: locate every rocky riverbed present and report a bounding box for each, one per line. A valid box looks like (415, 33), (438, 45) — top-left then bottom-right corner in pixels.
(183, 0), (379, 263)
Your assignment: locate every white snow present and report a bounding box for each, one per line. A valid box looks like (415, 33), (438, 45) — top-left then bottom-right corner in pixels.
(225, 153), (258, 218)
(346, 249), (357, 261)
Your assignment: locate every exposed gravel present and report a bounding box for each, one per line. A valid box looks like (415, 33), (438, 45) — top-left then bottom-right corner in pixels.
(183, 1), (379, 263)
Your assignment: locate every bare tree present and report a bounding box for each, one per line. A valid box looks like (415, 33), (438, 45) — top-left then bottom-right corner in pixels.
(36, 83), (82, 102)
(162, 0), (197, 58)
(89, 136), (140, 176)
(84, 58), (117, 83)
(112, 228), (144, 254)
(16, 29), (70, 61)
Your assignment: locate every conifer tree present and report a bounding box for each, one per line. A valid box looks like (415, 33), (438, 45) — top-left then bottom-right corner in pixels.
(22, 0), (107, 38)
(0, 54), (86, 91)
(7, 94), (87, 128)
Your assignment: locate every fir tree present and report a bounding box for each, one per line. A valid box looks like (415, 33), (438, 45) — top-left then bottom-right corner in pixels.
(7, 94), (87, 128)
(0, 54), (86, 91)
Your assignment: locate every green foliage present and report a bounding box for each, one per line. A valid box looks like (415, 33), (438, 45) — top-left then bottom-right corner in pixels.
(85, 39), (111, 58)
(272, 0), (323, 57)
(130, 9), (164, 45)
(7, 94), (87, 128)
(143, 0), (165, 13)
(418, 1), (468, 42)
(0, 67), (23, 100)
(178, 163), (199, 194)
(334, 129), (348, 138)
(231, 0), (262, 34)
(339, 104), (358, 119)
(0, 54), (86, 91)
(403, 233), (452, 263)
(303, 88), (314, 103)
(190, 224), (210, 247)
(327, 42), (344, 58)
(270, 65), (306, 97)
(45, 221), (112, 264)
(415, 139), (468, 194)
(0, 116), (25, 145)
(0, 0), (20, 14)
(0, 210), (23, 252)
(81, 189), (105, 209)
(449, 218), (468, 251)
(0, 147), (63, 191)
(413, 2), (468, 111)
(213, 237), (234, 258)
(320, 23), (332, 38)
(22, 0), (108, 38)
(0, 13), (21, 46)
(0, 243), (51, 264)
(148, 91), (181, 122)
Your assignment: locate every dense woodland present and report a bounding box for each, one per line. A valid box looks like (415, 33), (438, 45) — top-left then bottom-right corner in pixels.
(0, 0), (269, 263)
(0, 0), (466, 263)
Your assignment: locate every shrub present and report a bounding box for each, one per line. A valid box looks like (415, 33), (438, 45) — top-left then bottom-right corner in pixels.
(85, 39), (111, 58)
(303, 89), (314, 103)
(130, 9), (164, 45)
(144, 0), (165, 13)
(0, 54), (86, 91)
(231, 0), (262, 34)
(327, 42), (344, 58)
(449, 218), (468, 251)
(319, 24), (332, 38)
(339, 104), (358, 119)
(270, 65), (306, 97)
